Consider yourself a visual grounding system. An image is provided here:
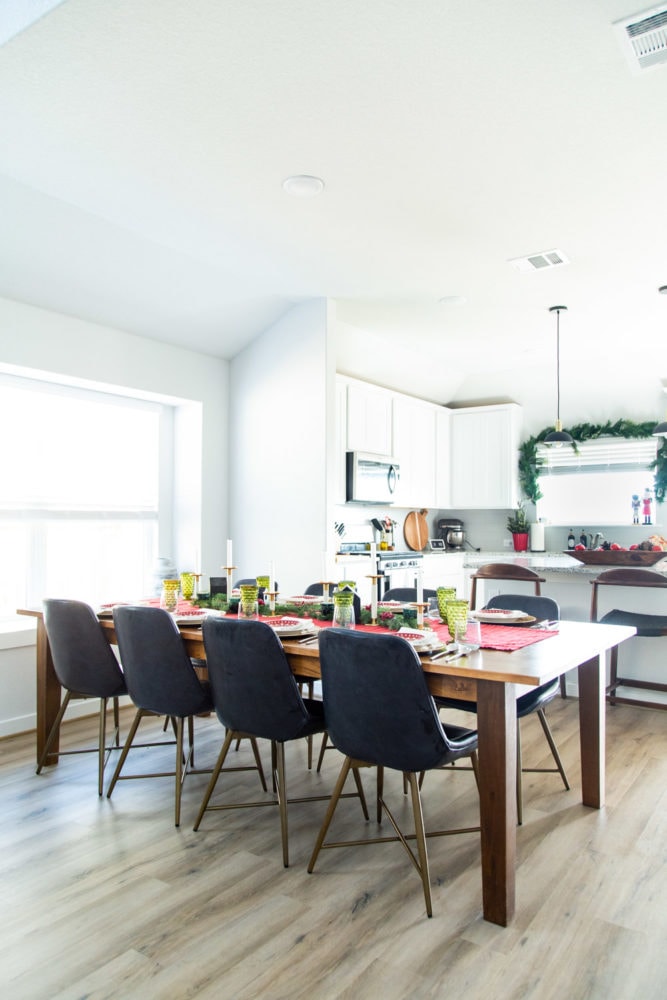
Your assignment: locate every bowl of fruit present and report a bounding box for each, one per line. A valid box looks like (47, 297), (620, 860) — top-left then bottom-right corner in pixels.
(565, 538), (667, 565)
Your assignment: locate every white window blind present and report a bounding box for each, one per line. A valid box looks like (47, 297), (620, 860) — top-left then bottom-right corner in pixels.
(537, 437), (657, 473)
(0, 374), (171, 618)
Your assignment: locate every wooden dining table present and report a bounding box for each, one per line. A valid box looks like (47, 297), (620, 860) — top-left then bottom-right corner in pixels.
(19, 608), (635, 927)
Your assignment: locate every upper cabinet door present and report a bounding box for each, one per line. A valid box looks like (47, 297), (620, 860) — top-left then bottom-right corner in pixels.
(391, 395), (437, 508)
(450, 404), (522, 508)
(346, 380), (393, 455)
(435, 408), (451, 508)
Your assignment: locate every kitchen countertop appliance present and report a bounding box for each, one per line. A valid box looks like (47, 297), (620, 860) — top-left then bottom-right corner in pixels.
(438, 518), (466, 550)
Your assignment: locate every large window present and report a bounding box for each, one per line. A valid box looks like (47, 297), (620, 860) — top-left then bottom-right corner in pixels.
(535, 437), (658, 526)
(0, 374), (173, 619)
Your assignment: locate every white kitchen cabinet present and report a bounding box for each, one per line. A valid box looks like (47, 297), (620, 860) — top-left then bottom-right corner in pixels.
(391, 395), (437, 508)
(435, 407), (451, 507)
(345, 379), (393, 456)
(449, 403), (522, 509)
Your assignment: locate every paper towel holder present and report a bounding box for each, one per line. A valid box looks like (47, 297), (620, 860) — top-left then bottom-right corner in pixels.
(530, 522), (546, 552)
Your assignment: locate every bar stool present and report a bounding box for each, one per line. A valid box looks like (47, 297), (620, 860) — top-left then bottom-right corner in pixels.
(590, 568), (667, 711)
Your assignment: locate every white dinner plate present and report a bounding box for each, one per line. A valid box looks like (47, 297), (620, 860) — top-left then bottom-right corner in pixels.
(397, 627), (445, 652)
(267, 617), (316, 637)
(470, 609), (536, 624)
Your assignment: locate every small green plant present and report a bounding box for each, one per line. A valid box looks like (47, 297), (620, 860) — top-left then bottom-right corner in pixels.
(506, 505), (528, 534)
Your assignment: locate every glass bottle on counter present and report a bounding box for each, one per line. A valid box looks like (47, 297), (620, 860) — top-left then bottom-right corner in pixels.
(567, 529), (575, 550)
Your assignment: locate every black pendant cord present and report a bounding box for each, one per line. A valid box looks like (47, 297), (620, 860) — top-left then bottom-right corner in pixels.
(555, 308), (561, 424)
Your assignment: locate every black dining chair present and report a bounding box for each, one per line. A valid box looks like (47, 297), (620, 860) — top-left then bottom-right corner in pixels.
(308, 628), (479, 918)
(107, 605), (265, 826)
(382, 587), (437, 602)
(235, 577), (278, 599)
(39, 599), (128, 795)
(436, 593), (569, 824)
(194, 617), (368, 866)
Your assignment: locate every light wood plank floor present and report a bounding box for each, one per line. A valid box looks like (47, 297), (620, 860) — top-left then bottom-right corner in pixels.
(1, 697), (666, 1000)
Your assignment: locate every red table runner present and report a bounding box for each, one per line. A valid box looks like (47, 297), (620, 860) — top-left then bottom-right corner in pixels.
(131, 601), (559, 651)
(476, 623), (559, 651)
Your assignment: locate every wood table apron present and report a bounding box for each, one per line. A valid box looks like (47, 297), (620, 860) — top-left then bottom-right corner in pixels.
(20, 611), (635, 928)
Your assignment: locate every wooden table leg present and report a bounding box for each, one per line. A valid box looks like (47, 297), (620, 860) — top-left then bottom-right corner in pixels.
(36, 617), (61, 767)
(577, 652), (605, 808)
(476, 678), (517, 926)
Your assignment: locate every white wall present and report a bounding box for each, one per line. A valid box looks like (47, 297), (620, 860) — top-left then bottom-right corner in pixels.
(0, 295), (229, 735)
(229, 299), (331, 597)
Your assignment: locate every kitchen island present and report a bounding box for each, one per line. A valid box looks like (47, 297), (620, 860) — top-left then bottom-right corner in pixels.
(462, 551), (667, 704)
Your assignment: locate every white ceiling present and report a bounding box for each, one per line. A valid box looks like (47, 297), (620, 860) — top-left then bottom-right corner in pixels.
(1, 0), (667, 394)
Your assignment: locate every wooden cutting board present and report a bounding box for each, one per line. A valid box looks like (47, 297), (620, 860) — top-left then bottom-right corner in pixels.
(404, 509), (429, 551)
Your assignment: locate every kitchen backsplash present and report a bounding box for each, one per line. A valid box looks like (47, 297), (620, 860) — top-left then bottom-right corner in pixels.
(333, 502), (665, 553)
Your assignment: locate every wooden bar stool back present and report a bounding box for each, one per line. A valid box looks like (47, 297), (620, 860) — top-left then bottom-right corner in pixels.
(469, 563), (545, 611)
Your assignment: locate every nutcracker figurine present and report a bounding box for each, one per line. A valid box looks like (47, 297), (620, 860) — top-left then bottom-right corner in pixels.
(631, 494), (640, 525)
(642, 488), (653, 526)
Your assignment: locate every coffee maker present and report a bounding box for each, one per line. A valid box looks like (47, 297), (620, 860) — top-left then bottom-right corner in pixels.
(437, 518), (466, 550)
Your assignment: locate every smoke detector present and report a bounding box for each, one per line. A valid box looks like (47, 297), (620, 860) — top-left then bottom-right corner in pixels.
(613, 6), (667, 73)
(507, 249), (570, 273)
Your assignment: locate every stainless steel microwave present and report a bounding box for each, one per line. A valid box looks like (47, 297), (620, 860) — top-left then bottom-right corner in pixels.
(345, 452), (400, 504)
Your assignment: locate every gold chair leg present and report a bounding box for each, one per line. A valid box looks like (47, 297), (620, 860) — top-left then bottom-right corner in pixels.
(608, 646), (619, 705)
(316, 733), (329, 773)
(36, 691), (72, 774)
(250, 737), (268, 791)
(274, 741), (290, 868)
(536, 709), (570, 790)
(175, 717), (185, 827)
(516, 720), (523, 826)
(106, 708), (145, 799)
(193, 729), (235, 830)
(407, 771), (433, 918)
(308, 756), (354, 873)
(98, 698), (108, 797)
(271, 741), (278, 793)
(376, 765), (384, 823)
(351, 766), (369, 820)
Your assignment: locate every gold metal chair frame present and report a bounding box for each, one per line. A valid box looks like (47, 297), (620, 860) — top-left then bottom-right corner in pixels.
(308, 756), (480, 918)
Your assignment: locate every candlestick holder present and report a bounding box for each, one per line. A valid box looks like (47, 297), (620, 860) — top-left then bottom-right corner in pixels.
(223, 565), (236, 606)
(366, 574), (382, 625)
(318, 580), (335, 600)
(266, 591), (278, 614)
(414, 602), (428, 628)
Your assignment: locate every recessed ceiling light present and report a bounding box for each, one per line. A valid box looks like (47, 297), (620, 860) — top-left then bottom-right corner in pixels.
(282, 175), (325, 198)
(438, 295), (467, 306)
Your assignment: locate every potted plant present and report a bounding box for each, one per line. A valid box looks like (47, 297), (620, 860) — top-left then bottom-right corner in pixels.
(507, 505), (530, 552)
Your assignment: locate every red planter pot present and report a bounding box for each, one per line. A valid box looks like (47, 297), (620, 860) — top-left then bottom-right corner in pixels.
(512, 532), (529, 552)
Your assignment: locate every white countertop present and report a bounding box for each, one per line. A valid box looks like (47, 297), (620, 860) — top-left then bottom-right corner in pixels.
(462, 550), (667, 576)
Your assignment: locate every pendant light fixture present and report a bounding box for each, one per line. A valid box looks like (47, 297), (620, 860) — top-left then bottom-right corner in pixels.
(543, 305), (573, 446)
(652, 286), (667, 436)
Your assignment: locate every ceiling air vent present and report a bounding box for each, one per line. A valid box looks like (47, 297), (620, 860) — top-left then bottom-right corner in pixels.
(508, 250), (570, 273)
(613, 6), (667, 73)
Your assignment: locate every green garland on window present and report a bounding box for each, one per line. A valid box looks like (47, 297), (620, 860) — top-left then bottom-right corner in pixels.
(518, 419), (667, 505)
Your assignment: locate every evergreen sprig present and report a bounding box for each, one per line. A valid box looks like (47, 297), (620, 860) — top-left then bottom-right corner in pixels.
(518, 420), (667, 504)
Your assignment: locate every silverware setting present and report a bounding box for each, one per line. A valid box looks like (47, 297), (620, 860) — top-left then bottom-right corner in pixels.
(530, 620), (560, 630)
(428, 649), (464, 663)
(297, 634), (319, 645)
